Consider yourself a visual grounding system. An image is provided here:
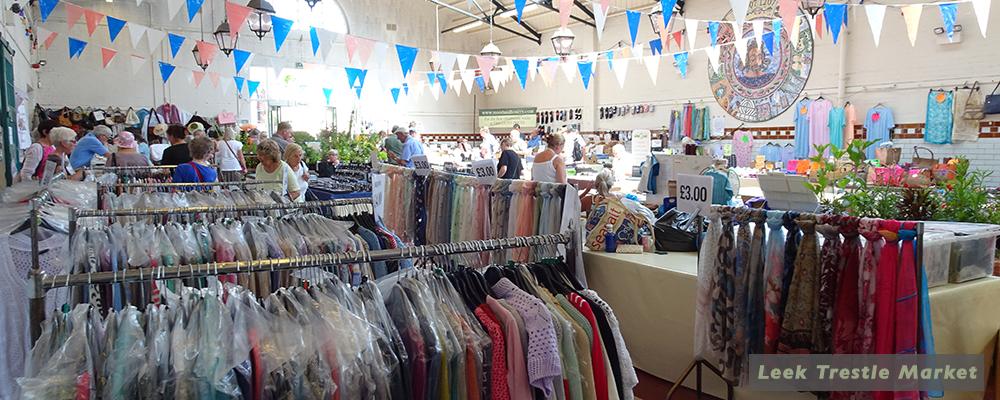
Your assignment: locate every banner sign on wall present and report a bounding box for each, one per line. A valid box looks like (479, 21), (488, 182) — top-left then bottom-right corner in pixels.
(478, 107), (537, 129)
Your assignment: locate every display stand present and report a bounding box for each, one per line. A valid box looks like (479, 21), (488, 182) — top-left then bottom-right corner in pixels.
(665, 359), (734, 400)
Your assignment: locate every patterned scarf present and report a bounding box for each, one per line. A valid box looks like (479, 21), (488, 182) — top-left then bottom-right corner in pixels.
(814, 216), (843, 354)
(779, 212), (802, 317)
(762, 211), (787, 354)
(745, 210), (768, 356)
(857, 218), (883, 356)
(695, 210), (723, 361)
(832, 216), (862, 354)
(710, 211), (736, 369)
(777, 215), (818, 354)
(727, 209), (752, 381)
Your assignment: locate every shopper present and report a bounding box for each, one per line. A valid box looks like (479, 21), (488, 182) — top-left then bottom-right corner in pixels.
(254, 139), (301, 201)
(216, 127), (247, 182)
(497, 138), (523, 180)
(396, 126), (425, 167)
(285, 143), (311, 203)
(131, 128), (151, 163)
(187, 122), (206, 138)
(69, 124), (112, 170)
(455, 138), (475, 162)
(271, 121), (293, 152)
(384, 127), (404, 163)
(479, 127), (500, 159)
(160, 124), (192, 166)
(527, 127), (544, 151)
(46, 127), (82, 180)
(563, 127), (587, 163)
(317, 149), (340, 178)
(14, 120), (58, 182)
(509, 124), (528, 154)
(107, 131), (151, 167)
(149, 124), (170, 164)
(171, 136), (218, 184)
(531, 133), (567, 183)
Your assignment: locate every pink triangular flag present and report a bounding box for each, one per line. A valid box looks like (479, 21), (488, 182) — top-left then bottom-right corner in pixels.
(672, 30), (683, 48)
(901, 4), (923, 46)
(100, 47), (117, 68)
(356, 38), (375, 65)
(778, 0), (798, 36)
(225, 1), (252, 35)
(38, 27), (58, 50)
(541, 59), (559, 85)
(192, 70), (206, 87)
(659, 27), (671, 51)
(599, 0), (610, 13)
(196, 40), (218, 66)
(84, 9), (104, 37)
(345, 35), (359, 62)
(129, 54), (146, 75)
(65, 4), (85, 31)
(208, 72), (221, 87)
(558, 0), (573, 29)
(475, 55), (497, 86)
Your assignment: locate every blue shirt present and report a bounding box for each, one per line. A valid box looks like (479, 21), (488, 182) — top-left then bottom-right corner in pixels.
(137, 142), (151, 162)
(793, 99), (812, 159)
(527, 135), (541, 149)
(69, 133), (109, 169)
(172, 162), (218, 185)
(864, 106), (896, 159)
(924, 90), (953, 144)
(400, 138), (425, 167)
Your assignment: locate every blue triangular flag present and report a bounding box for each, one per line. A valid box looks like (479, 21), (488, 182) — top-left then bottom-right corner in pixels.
(402, 83), (409, 95)
(512, 59), (529, 89)
(437, 73), (448, 94)
(322, 88), (332, 104)
(107, 17), (127, 43)
(626, 10), (641, 46)
(762, 31), (775, 54)
(167, 33), (185, 58)
(309, 27), (320, 56)
(649, 38), (663, 55)
(939, 3), (957, 40)
(426, 72), (437, 86)
(356, 69), (368, 88)
(660, 0), (678, 29)
(390, 88), (401, 104)
(475, 76), (485, 92)
(233, 49), (251, 73)
(246, 80), (260, 97)
(39, 0), (59, 22)
(824, 3), (847, 44)
(186, 0), (205, 22)
(233, 76), (245, 93)
(355, 87), (363, 99)
(604, 50), (614, 70)
(271, 16), (294, 52)
(396, 44), (418, 79)
(578, 61), (594, 89)
(68, 37), (87, 59)
(158, 61), (176, 83)
(345, 67), (360, 88)
(771, 20), (782, 52)
(515, 0), (527, 22)
(673, 52), (689, 78)
(709, 22), (720, 46)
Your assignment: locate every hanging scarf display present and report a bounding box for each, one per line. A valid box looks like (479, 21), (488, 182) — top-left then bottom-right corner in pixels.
(858, 218), (883, 356)
(762, 210), (787, 354)
(745, 210), (767, 356)
(777, 215), (819, 354)
(832, 216), (862, 355)
(709, 210), (736, 373)
(815, 216), (843, 354)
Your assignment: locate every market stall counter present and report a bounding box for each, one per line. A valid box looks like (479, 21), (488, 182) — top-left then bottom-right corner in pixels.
(583, 250), (1000, 400)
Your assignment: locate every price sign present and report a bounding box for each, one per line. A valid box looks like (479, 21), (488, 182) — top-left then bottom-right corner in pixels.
(471, 159), (498, 184)
(411, 155), (430, 176)
(371, 173), (386, 219)
(370, 151), (380, 168)
(676, 173), (714, 215)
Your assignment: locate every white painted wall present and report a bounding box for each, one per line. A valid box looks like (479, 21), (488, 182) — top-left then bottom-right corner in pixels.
(34, 0), (484, 133)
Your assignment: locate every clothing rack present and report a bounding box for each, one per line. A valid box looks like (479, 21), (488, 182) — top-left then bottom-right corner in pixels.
(90, 165), (179, 171)
(99, 179), (280, 189)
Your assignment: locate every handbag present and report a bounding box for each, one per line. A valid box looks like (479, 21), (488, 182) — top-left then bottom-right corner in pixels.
(653, 208), (706, 252)
(911, 146), (938, 169)
(875, 146), (901, 166)
(961, 83), (985, 120)
(984, 81), (1000, 115)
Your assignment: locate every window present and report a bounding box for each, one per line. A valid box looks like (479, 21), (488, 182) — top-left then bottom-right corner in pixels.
(270, 0), (348, 34)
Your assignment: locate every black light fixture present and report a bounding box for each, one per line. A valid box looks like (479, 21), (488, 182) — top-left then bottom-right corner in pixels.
(246, 0), (275, 40)
(551, 27), (575, 57)
(192, 45), (210, 70)
(801, 0), (825, 16)
(304, 0), (320, 9)
(648, 4), (664, 35)
(214, 21), (238, 56)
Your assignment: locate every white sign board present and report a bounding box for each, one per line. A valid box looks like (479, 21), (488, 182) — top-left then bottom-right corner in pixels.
(677, 173), (714, 215)
(630, 129), (652, 165)
(411, 155), (430, 176)
(471, 159), (498, 184)
(371, 173), (386, 219)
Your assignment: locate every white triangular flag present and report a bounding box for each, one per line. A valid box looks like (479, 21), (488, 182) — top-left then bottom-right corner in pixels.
(752, 20), (764, 47)
(130, 54), (146, 75)
(561, 61), (577, 83)
(146, 29), (165, 53)
(461, 70), (475, 93)
(790, 16), (803, 48)
(452, 79), (462, 96)
(128, 24), (147, 50)
(704, 45), (722, 73)
(456, 53), (471, 72)
(527, 57), (539, 81)
(631, 42), (645, 58)
(165, 0), (184, 20)
(593, 1), (608, 40)
(611, 58), (629, 88)
(972, 0), (990, 37)
(491, 70), (507, 88)
(865, 4), (886, 47)
(438, 52), (457, 75)
(685, 19), (699, 49)
(643, 55), (660, 84)
(541, 60), (558, 87)
(369, 42), (389, 69)
(734, 37), (749, 63)
(730, 0), (749, 32)
(136, 0), (143, 6)
(901, 4), (923, 46)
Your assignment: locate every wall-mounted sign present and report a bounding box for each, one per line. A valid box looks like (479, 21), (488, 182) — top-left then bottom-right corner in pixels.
(478, 107), (537, 128)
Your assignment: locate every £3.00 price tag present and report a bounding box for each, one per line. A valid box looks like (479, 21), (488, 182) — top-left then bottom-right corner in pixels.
(411, 155), (430, 176)
(471, 159), (498, 184)
(676, 173), (714, 215)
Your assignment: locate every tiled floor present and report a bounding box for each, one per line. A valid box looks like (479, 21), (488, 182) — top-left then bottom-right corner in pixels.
(633, 368), (721, 400)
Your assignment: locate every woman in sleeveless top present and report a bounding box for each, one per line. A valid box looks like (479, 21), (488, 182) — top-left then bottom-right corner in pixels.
(531, 132), (567, 183)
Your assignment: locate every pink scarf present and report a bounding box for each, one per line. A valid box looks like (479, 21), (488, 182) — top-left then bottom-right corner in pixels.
(874, 220), (901, 400)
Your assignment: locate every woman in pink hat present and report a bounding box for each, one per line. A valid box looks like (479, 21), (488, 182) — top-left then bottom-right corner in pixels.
(108, 131), (152, 167)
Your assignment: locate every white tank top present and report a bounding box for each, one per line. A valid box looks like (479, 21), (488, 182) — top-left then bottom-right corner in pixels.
(531, 158), (558, 182)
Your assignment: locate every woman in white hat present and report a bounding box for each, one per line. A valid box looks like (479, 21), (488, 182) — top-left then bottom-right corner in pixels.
(149, 123), (170, 164)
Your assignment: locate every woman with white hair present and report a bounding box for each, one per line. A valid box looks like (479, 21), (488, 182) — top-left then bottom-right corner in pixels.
(47, 127), (83, 180)
(478, 126), (500, 160)
(215, 127), (247, 181)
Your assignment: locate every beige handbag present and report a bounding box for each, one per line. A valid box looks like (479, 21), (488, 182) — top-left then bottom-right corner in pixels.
(911, 146), (938, 169)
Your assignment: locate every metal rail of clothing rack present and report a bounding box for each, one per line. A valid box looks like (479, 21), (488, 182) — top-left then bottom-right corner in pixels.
(27, 231), (570, 343)
(89, 165), (180, 171)
(95, 179), (285, 206)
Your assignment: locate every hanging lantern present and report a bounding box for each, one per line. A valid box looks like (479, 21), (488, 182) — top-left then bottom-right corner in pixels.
(480, 42), (502, 64)
(192, 45), (210, 70)
(304, 0), (320, 9)
(801, 0), (825, 16)
(648, 4), (664, 35)
(246, 0), (275, 40)
(551, 27), (575, 57)
(213, 21), (238, 56)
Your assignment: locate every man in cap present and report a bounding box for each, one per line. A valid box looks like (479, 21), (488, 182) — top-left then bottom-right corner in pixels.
(383, 125), (404, 164)
(69, 124), (112, 169)
(396, 126), (425, 168)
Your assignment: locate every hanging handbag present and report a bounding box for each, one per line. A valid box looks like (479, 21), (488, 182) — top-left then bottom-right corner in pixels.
(984, 81), (1000, 115)
(911, 146), (938, 169)
(875, 146), (902, 166)
(961, 83), (985, 120)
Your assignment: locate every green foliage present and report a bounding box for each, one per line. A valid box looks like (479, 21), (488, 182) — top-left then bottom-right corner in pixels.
(934, 159), (993, 223)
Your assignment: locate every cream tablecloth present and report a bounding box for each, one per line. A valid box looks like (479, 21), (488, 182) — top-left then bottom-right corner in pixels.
(583, 251), (1000, 400)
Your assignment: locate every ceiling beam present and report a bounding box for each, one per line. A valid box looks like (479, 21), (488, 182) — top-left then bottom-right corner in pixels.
(490, 0), (543, 42)
(535, 1), (595, 27)
(573, 0), (594, 21)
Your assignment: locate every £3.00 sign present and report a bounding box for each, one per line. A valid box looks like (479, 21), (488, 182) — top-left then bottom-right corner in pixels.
(676, 173), (714, 215)
(471, 159), (498, 184)
(411, 155), (430, 176)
